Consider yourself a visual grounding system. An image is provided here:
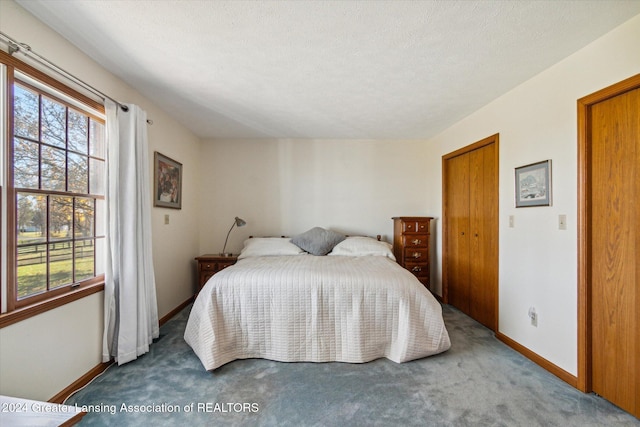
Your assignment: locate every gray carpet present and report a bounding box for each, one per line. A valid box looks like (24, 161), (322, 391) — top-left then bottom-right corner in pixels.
(66, 304), (638, 426)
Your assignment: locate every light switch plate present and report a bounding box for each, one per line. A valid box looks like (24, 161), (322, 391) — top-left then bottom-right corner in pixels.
(558, 214), (567, 230)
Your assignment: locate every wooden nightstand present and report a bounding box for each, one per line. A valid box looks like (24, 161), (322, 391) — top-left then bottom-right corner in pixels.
(195, 254), (238, 293)
(392, 217), (433, 289)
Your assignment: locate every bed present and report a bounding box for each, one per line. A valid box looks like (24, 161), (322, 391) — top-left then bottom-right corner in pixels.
(184, 231), (451, 371)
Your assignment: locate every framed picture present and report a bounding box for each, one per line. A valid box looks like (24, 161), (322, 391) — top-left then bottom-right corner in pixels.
(515, 160), (551, 207)
(154, 152), (182, 209)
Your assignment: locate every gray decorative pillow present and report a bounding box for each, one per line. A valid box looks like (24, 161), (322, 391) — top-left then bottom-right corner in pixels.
(291, 227), (346, 256)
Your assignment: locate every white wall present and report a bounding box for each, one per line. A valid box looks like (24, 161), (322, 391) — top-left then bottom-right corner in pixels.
(0, 0), (201, 401)
(199, 138), (433, 254)
(424, 14), (640, 375)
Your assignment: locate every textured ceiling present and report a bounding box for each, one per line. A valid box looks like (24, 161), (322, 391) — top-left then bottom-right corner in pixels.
(15, 0), (640, 140)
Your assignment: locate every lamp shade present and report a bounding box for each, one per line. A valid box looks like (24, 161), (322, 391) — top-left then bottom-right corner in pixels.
(221, 217), (246, 256)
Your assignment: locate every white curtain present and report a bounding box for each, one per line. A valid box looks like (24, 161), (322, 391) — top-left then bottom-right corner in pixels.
(102, 100), (159, 365)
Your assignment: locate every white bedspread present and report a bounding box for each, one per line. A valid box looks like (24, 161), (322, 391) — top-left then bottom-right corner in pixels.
(184, 255), (450, 370)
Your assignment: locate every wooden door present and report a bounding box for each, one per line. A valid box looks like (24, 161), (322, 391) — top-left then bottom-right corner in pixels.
(443, 134), (499, 330)
(468, 143), (498, 330)
(589, 86), (639, 416)
(445, 152), (470, 313)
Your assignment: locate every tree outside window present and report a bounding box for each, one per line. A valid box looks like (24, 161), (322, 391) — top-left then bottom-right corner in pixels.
(13, 80), (106, 302)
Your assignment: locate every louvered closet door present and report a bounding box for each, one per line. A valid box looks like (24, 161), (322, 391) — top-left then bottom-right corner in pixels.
(590, 87), (639, 417)
(445, 152), (471, 314)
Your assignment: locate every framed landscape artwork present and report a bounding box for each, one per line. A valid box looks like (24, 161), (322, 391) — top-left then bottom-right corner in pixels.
(515, 160), (551, 208)
(154, 152), (182, 209)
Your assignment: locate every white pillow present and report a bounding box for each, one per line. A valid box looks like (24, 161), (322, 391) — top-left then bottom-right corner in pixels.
(238, 237), (307, 259)
(328, 236), (396, 260)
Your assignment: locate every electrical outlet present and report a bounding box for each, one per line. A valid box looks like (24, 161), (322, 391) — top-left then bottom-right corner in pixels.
(509, 215), (515, 228)
(164, 214), (170, 225)
(530, 311), (537, 327)
(528, 307), (538, 327)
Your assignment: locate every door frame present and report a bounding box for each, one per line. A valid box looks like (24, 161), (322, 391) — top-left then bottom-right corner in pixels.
(442, 133), (499, 331)
(576, 73), (640, 392)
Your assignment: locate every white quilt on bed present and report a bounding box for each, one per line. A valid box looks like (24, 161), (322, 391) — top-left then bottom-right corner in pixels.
(184, 255), (451, 370)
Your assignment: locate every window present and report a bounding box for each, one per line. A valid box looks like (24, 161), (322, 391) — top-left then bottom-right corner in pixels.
(1, 51), (106, 321)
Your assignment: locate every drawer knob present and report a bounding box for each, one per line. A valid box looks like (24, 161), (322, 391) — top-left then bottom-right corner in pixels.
(412, 239), (422, 245)
(206, 264), (212, 268)
(412, 252), (421, 258)
(412, 266), (422, 272)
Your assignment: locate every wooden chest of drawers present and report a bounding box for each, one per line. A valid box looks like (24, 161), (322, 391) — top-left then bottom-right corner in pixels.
(195, 254), (238, 293)
(392, 217), (433, 288)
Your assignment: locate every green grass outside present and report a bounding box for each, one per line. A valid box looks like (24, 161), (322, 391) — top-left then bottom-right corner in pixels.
(17, 257), (94, 298)
(18, 230), (72, 245)
(17, 240), (95, 299)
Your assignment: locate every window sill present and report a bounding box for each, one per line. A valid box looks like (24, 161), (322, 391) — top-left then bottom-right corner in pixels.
(0, 282), (104, 329)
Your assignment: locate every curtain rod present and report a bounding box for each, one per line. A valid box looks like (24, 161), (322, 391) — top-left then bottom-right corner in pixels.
(0, 31), (153, 125)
